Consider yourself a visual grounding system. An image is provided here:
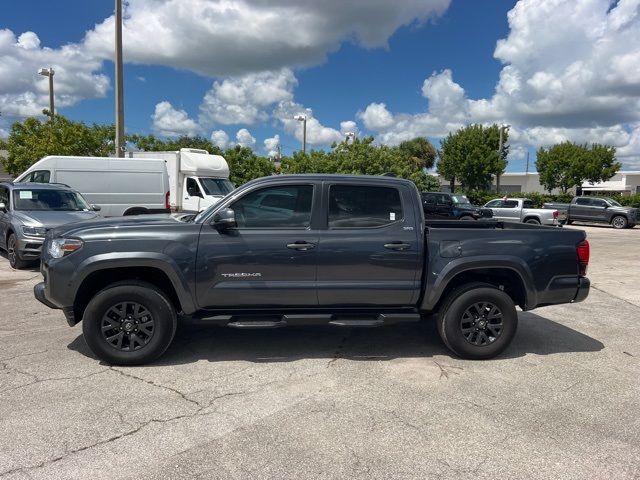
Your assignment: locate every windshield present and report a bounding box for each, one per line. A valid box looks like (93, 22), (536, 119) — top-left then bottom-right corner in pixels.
(199, 178), (235, 196)
(13, 189), (90, 211)
(606, 198), (622, 207)
(451, 195), (471, 205)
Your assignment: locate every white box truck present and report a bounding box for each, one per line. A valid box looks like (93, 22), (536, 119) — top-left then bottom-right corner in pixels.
(129, 148), (234, 212)
(14, 156), (170, 217)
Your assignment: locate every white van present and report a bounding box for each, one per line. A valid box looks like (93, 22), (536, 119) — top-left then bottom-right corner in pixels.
(15, 156), (170, 217)
(128, 149), (234, 212)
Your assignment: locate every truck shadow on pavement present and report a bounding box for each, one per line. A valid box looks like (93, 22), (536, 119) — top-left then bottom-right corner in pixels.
(68, 311), (604, 366)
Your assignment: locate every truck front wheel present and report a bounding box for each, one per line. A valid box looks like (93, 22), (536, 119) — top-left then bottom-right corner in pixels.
(611, 215), (628, 229)
(82, 283), (177, 365)
(436, 283), (518, 360)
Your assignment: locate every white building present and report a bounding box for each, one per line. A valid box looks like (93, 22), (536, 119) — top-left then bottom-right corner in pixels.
(435, 171), (640, 195)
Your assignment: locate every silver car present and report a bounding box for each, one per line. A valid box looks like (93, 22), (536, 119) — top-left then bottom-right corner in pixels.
(0, 182), (101, 269)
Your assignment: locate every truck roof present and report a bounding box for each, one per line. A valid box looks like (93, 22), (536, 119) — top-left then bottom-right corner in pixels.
(246, 174), (417, 187)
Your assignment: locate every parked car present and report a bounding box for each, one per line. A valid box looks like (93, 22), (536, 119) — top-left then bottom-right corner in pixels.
(543, 196), (637, 229)
(422, 192), (493, 220)
(129, 149), (234, 213)
(35, 174), (590, 365)
(14, 155), (170, 217)
(0, 183), (101, 269)
(484, 198), (562, 226)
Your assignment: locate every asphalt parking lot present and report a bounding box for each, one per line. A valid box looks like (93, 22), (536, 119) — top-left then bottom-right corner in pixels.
(0, 224), (639, 480)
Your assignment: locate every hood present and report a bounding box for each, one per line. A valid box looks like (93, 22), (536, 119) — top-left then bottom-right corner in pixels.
(14, 210), (100, 229)
(49, 213), (185, 238)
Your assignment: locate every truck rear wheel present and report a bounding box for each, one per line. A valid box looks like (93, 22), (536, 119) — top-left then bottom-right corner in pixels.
(436, 283), (518, 360)
(82, 282), (177, 365)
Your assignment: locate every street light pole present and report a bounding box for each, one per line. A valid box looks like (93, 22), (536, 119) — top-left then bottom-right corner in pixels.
(115, 0), (125, 157)
(37, 68), (55, 119)
(294, 114), (307, 154)
(496, 124), (510, 193)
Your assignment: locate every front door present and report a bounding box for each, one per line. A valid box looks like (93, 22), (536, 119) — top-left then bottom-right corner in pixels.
(587, 198), (608, 221)
(196, 183), (319, 308)
(183, 177), (203, 212)
(317, 182), (420, 306)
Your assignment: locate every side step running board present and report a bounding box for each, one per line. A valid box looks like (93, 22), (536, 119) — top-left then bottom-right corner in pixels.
(197, 312), (421, 329)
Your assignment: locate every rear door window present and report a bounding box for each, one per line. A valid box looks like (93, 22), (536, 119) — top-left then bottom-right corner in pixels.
(575, 198), (590, 206)
(329, 185), (403, 228)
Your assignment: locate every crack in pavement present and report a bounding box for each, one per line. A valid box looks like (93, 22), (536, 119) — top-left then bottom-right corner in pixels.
(0, 367), (109, 395)
(0, 371), (251, 478)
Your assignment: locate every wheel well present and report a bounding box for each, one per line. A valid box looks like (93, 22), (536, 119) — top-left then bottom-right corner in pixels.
(610, 214), (627, 221)
(74, 267), (182, 322)
(123, 207), (149, 216)
(522, 216), (540, 223)
(437, 268), (527, 311)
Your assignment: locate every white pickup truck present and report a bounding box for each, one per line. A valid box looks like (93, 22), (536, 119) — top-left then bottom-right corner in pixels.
(484, 198), (562, 226)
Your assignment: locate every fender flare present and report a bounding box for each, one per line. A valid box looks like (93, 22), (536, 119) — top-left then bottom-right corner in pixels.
(70, 252), (197, 314)
(421, 255), (537, 312)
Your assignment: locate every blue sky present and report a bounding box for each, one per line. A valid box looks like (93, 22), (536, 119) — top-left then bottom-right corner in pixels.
(1, 0), (639, 170)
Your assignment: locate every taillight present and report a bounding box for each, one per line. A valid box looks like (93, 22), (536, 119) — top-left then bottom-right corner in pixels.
(577, 240), (589, 276)
(552, 210), (559, 219)
(165, 191), (170, 210)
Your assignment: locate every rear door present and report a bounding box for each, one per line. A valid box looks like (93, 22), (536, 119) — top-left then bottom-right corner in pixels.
(422, 193), (438, 219)
(570, 197), (591, 220)
(196, 182), (319, 308)
(317, 181), (421, 306)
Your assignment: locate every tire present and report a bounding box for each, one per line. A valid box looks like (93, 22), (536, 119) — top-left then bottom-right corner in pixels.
(82, 282), (177, 365)
(524, 218), (541, 225)
(459, 215), (475, 221)
(566, 219), (573, 225)
(436, 282), (518, 360)
(7, 233), (28, 270)
(611, 215), (628, 229)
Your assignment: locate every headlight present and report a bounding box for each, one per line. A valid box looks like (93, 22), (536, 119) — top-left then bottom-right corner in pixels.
(47, 238), (83, 259)
(22, 226), (47, 237)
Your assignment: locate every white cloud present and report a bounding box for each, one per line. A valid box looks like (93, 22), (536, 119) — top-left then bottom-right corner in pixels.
(358, 103), (395, 131)
(83, 0), (450, 77)
(236, 128), (256, 148)
(340, 120), (358, 135)
(360, 1), (640, 165)
(264, 134), (280, 157)
(274, 101), (344, 146)
(0, 29), (109, 117)
(210, 130), (230, 150)
(199, 68), (296, 125)
(151, 101), (200, 137)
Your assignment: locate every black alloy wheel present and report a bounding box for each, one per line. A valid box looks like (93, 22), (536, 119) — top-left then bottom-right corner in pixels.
(460, 302), (503, 346)
(101, 301), (155, 351)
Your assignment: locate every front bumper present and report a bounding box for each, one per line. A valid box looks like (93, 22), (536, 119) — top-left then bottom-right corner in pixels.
(34, 282), (58, 309)
(17, 235), (44, 259)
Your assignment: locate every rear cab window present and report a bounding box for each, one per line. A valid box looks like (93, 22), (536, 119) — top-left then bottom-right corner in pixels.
(328, 184), (403, 228)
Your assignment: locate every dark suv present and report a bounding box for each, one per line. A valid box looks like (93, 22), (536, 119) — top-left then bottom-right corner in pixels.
(422, 192), (493, 220)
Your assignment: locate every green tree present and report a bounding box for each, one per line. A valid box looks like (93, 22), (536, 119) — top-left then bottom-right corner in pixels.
(437, 124), (508, 192)
(128, 134), (223, 155)
(279, 136), (440, 191)
(223, 145), (276, 185)
(535, 142), (620, 193)
(397, 137), (437, 170)
(0, 114), (115, 175)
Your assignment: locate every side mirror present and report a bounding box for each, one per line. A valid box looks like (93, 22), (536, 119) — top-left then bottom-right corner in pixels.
(0, 202), (6, 212)
(91, 204), (102, 212)
(212, 208), (236, 230)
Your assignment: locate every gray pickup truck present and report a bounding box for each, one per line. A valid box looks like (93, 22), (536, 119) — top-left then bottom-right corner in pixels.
(544, 196), (637, 229)
(35, 175), (591, 365)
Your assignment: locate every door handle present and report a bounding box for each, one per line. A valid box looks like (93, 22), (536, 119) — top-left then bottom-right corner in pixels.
(384, 242), (411, 250)
(287, 241), (316, 251)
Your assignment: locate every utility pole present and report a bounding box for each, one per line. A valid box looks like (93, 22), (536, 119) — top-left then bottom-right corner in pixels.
(525, 150), (530, 174)
(115, 0), (125, 157)
(294, 114), (307, 154)
(37, 68), (55, 119)
(497, 126), (503, 193)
